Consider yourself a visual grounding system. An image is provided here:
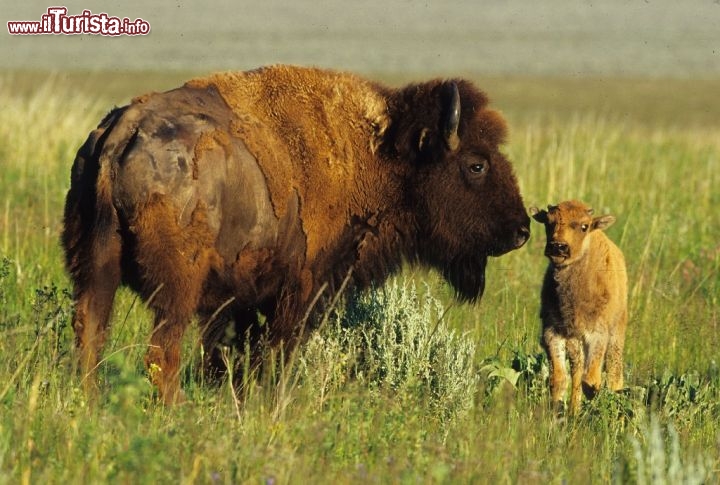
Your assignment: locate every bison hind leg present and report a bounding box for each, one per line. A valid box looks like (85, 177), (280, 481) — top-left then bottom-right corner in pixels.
(132, 197), (222, 404)
(70, 232), (122, 398)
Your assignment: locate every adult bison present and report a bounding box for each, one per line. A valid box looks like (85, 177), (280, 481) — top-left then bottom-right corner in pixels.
(63, 65), (530, 403)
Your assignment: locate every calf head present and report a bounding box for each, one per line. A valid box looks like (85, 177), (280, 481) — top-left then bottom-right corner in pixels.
(529, 200), (615, 267)
(390, 81), (530, 301)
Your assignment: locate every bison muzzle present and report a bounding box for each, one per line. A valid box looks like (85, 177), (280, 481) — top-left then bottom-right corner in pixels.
(62, 65), (530, 403)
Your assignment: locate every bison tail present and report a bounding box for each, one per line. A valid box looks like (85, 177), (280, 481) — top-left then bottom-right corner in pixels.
(62, 106), (135, 281)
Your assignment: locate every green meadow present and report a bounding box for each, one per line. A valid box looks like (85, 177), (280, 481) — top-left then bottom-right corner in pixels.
(0, 72), (718, 483)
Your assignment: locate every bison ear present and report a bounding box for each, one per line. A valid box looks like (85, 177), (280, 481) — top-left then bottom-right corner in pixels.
(592, 215), (616, 231)
(529, 206), (548, 223)
(443, 82), (461, 152)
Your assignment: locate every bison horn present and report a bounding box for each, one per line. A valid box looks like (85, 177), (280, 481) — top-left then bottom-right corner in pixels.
(444, 82), (461, 151)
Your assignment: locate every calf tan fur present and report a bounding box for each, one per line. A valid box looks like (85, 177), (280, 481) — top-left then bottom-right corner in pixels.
(530, 200), (627, 414)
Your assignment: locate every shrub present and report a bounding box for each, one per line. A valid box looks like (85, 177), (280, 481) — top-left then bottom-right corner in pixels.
(621, 418), (714, 485)
(299, 277), (478, 422)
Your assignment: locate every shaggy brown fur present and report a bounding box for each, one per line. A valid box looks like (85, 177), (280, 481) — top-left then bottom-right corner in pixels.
(63, 65), (530, 403)
(530, 200), (628, 414)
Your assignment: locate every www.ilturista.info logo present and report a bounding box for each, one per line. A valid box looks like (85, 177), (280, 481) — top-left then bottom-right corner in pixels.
(8, 7), (150, 36)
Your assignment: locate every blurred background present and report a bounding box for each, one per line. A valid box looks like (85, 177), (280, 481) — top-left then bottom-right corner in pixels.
(3, 0), (719, 78)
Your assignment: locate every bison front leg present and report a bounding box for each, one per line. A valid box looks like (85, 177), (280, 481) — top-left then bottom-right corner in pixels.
(541, 327), (568, 414)
(200, 306), (263, 384)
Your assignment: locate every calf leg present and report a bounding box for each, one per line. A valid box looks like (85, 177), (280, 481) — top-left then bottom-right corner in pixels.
(582, 330), (608, 399)
(566, 337), (584, 414)
(605, 309), (627, 391)
(542, 327), (568, 412)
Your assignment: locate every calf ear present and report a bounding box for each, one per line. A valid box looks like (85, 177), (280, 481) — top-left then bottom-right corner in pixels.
(592, 215), (616, 231)
(529, 207), (548, 223)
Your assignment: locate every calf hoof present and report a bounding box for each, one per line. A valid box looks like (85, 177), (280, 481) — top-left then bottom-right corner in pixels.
(582, 381), (599, 400)
(550, 399), (566, 417)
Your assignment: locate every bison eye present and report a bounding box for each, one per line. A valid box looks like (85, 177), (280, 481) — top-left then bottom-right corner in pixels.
(581, 224), (589, 232)
(468, 160), (488, 175)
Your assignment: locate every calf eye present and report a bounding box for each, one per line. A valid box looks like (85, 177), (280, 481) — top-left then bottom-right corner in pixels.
(581, 224), (589, 232)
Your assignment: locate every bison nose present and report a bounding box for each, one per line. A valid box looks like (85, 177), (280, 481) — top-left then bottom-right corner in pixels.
(514, 225), (530, 249)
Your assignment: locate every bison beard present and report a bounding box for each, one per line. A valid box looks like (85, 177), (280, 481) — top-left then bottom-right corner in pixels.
(443, 255), (487, 303)
(62, 65), (529, 404)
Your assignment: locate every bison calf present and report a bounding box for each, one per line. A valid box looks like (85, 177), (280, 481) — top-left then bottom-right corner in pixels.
(530, 200), (627, 414)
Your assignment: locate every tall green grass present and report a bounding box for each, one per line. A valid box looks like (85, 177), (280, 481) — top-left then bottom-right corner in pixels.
(0, 73), (718, 483)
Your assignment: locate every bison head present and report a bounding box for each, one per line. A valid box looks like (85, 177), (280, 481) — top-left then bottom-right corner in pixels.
(530, 200), (616, 267)
(387, 80), (530, 301)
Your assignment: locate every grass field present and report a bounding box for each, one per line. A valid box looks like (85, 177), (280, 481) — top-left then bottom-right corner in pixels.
(0, 71), (718, 483)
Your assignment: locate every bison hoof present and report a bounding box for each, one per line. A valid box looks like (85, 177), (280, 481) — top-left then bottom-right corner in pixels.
(582, 381), (599, 400)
